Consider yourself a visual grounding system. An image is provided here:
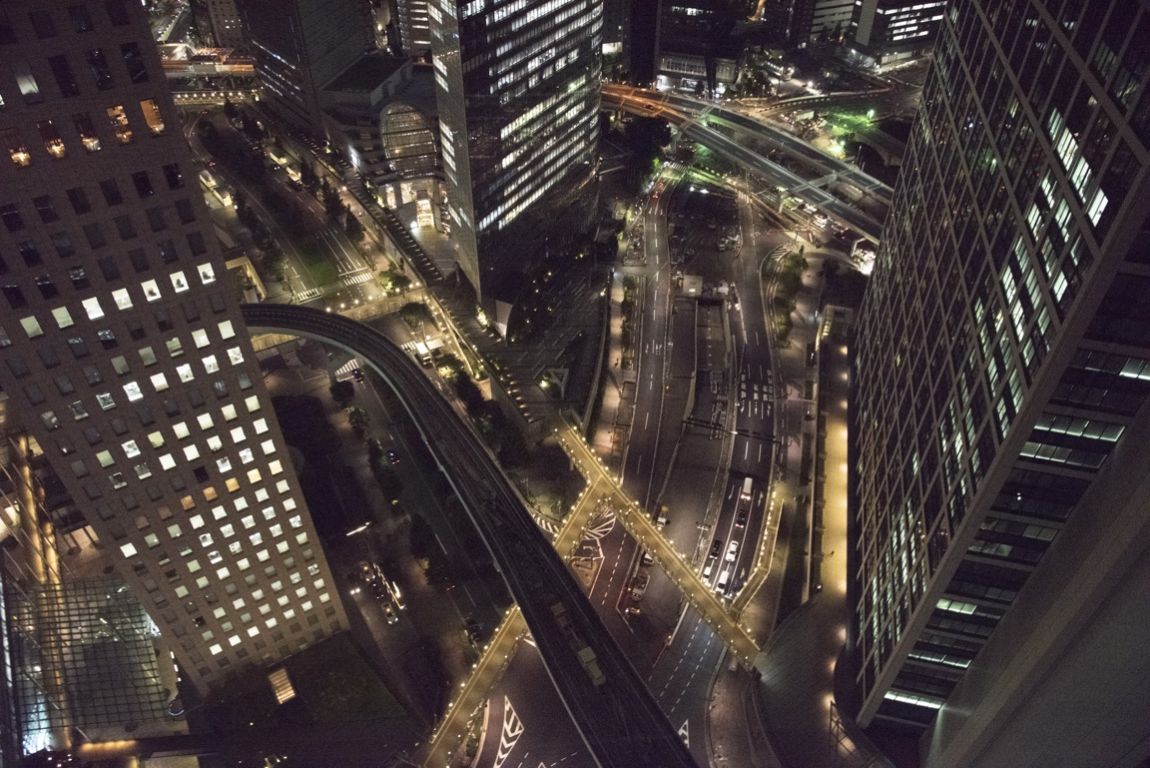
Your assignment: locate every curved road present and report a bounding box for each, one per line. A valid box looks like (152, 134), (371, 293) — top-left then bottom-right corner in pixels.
(240, 304), (697, 768)
(601, 86), (887, 242)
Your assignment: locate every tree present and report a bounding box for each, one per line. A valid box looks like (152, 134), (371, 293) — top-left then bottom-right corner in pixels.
(399, 301), (428, 331)
(330, 380), (356, 408)
(378, 269), (412, 295)
(345, 210), (365, 242)
(300, 159), (319, 193)
(371, 464), (404, 505)
(347, 407), (369, 438)
(323, 183), (345, 220)
(223, 96), (238, 122)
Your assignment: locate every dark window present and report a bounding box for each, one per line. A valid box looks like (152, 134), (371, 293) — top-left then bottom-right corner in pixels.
(82, 222), (106, 249)
(104, 0), (130, 26)
(163, 163), (184, 189)
(68, 5), (94, 32)
(32, 195), (58, 223)
(114, 214), (136, 240)
(128, 248), (148, 272)
(187, 232), (207, 255)
(146, 207), (166, 232)
(0, 13), (16, 44)
(86, 48), (114, 90)
(48, 55), (81, 97)
(67, 187), (91, 214)
(97, 255), (121, 281)
(175, 199), (195, 223)
(35, 275), (58, 300)
(99, 178), (123, 205)
(158, 239), (177, 263)
(1, 203), (25, 232)
(18, 241), (41, 266)
(0, 253), (7, 274)
(131, 170), (154, 198)
(97, 329), (117, 349)
(2, 285), (27, 309)
(120, 42), (148, 83)
(51, 232), (75, 258)
(28, 10), (56, 39)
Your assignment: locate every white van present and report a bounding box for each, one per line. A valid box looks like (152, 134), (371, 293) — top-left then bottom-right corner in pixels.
(717, 569), (730, 592)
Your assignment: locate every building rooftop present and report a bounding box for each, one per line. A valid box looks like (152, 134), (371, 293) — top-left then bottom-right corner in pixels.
(326, 52), (409, 93)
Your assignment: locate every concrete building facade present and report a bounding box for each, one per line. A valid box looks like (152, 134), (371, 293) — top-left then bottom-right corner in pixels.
(0, 0), (348, 694)
(852, 0), (1150, 760)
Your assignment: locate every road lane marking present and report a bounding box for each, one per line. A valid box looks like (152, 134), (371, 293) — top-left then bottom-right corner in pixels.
(494, 697), (525, 768)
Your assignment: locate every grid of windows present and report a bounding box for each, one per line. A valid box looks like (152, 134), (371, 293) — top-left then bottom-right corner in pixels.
(0, 0), (347, 692)
(853, 0), (1150, 729)
(429, 0), (602, 301)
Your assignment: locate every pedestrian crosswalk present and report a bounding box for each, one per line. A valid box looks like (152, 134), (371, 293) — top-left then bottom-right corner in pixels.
(341, 269), (373, 286)
(295, 287), (321, 301)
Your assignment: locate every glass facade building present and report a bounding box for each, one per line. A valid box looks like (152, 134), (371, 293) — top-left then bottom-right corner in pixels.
(0, 0), (348, 693)
(429, 0), (602, 303)
(849, 0), (946, 64)
(853, 0), (1150, 737)
(238, 0), (372, 134)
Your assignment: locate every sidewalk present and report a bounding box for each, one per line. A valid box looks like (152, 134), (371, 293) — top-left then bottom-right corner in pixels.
(749, 247), (890, 767)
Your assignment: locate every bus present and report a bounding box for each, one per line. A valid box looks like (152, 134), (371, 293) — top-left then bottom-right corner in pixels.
(285, 162), (302, 183)
(267, 146), (288, 166)
(198, 168), (218, 189)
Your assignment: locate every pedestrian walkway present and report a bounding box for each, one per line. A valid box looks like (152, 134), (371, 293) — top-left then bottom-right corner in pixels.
(747, 247), (893, 768)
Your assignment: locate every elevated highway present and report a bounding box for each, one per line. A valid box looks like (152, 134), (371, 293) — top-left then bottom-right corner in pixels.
(602, 84), (888, 243)
(240, 304), (697, 768)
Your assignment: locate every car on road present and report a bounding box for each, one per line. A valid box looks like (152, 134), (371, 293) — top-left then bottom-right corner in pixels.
(717, 569), (731, 593)
(736, 509), (748, 527)
(726, 541), (739, 562)
(381, 601), (399, 625)
(624, 606), (641, 617)
(703, 559), (715, 579)
(352, 367), (365, 382)
(710, 538), (723, 558)
(385, 449), (400, 464)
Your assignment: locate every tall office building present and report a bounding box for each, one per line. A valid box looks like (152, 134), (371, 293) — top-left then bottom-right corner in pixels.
(189, 0), (245, 49)
(851, 1), (1150, 765)
(237, 0), (373, 134)
(392, 0), (432, 57)
(428, 0), (603, 307)
(790, 0), (854, 45)
(0, 0), (348, 693)
(848, 0), (945, 65)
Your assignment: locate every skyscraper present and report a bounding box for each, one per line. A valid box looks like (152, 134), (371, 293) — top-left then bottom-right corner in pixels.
(392, 0), (432, 57)
(848, 0), (945, 65)
(851, 1), (1150, 764)
(0, 0), (348, 693)
(237, 0), (373, 134)
(428, 0), (602, 308)
(189, 0), (245, 49)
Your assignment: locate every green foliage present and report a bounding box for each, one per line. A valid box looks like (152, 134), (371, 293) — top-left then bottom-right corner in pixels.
(347, 406), (369, 438)
(330, 380), (355, 408)
(378, 269), (412, 295)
